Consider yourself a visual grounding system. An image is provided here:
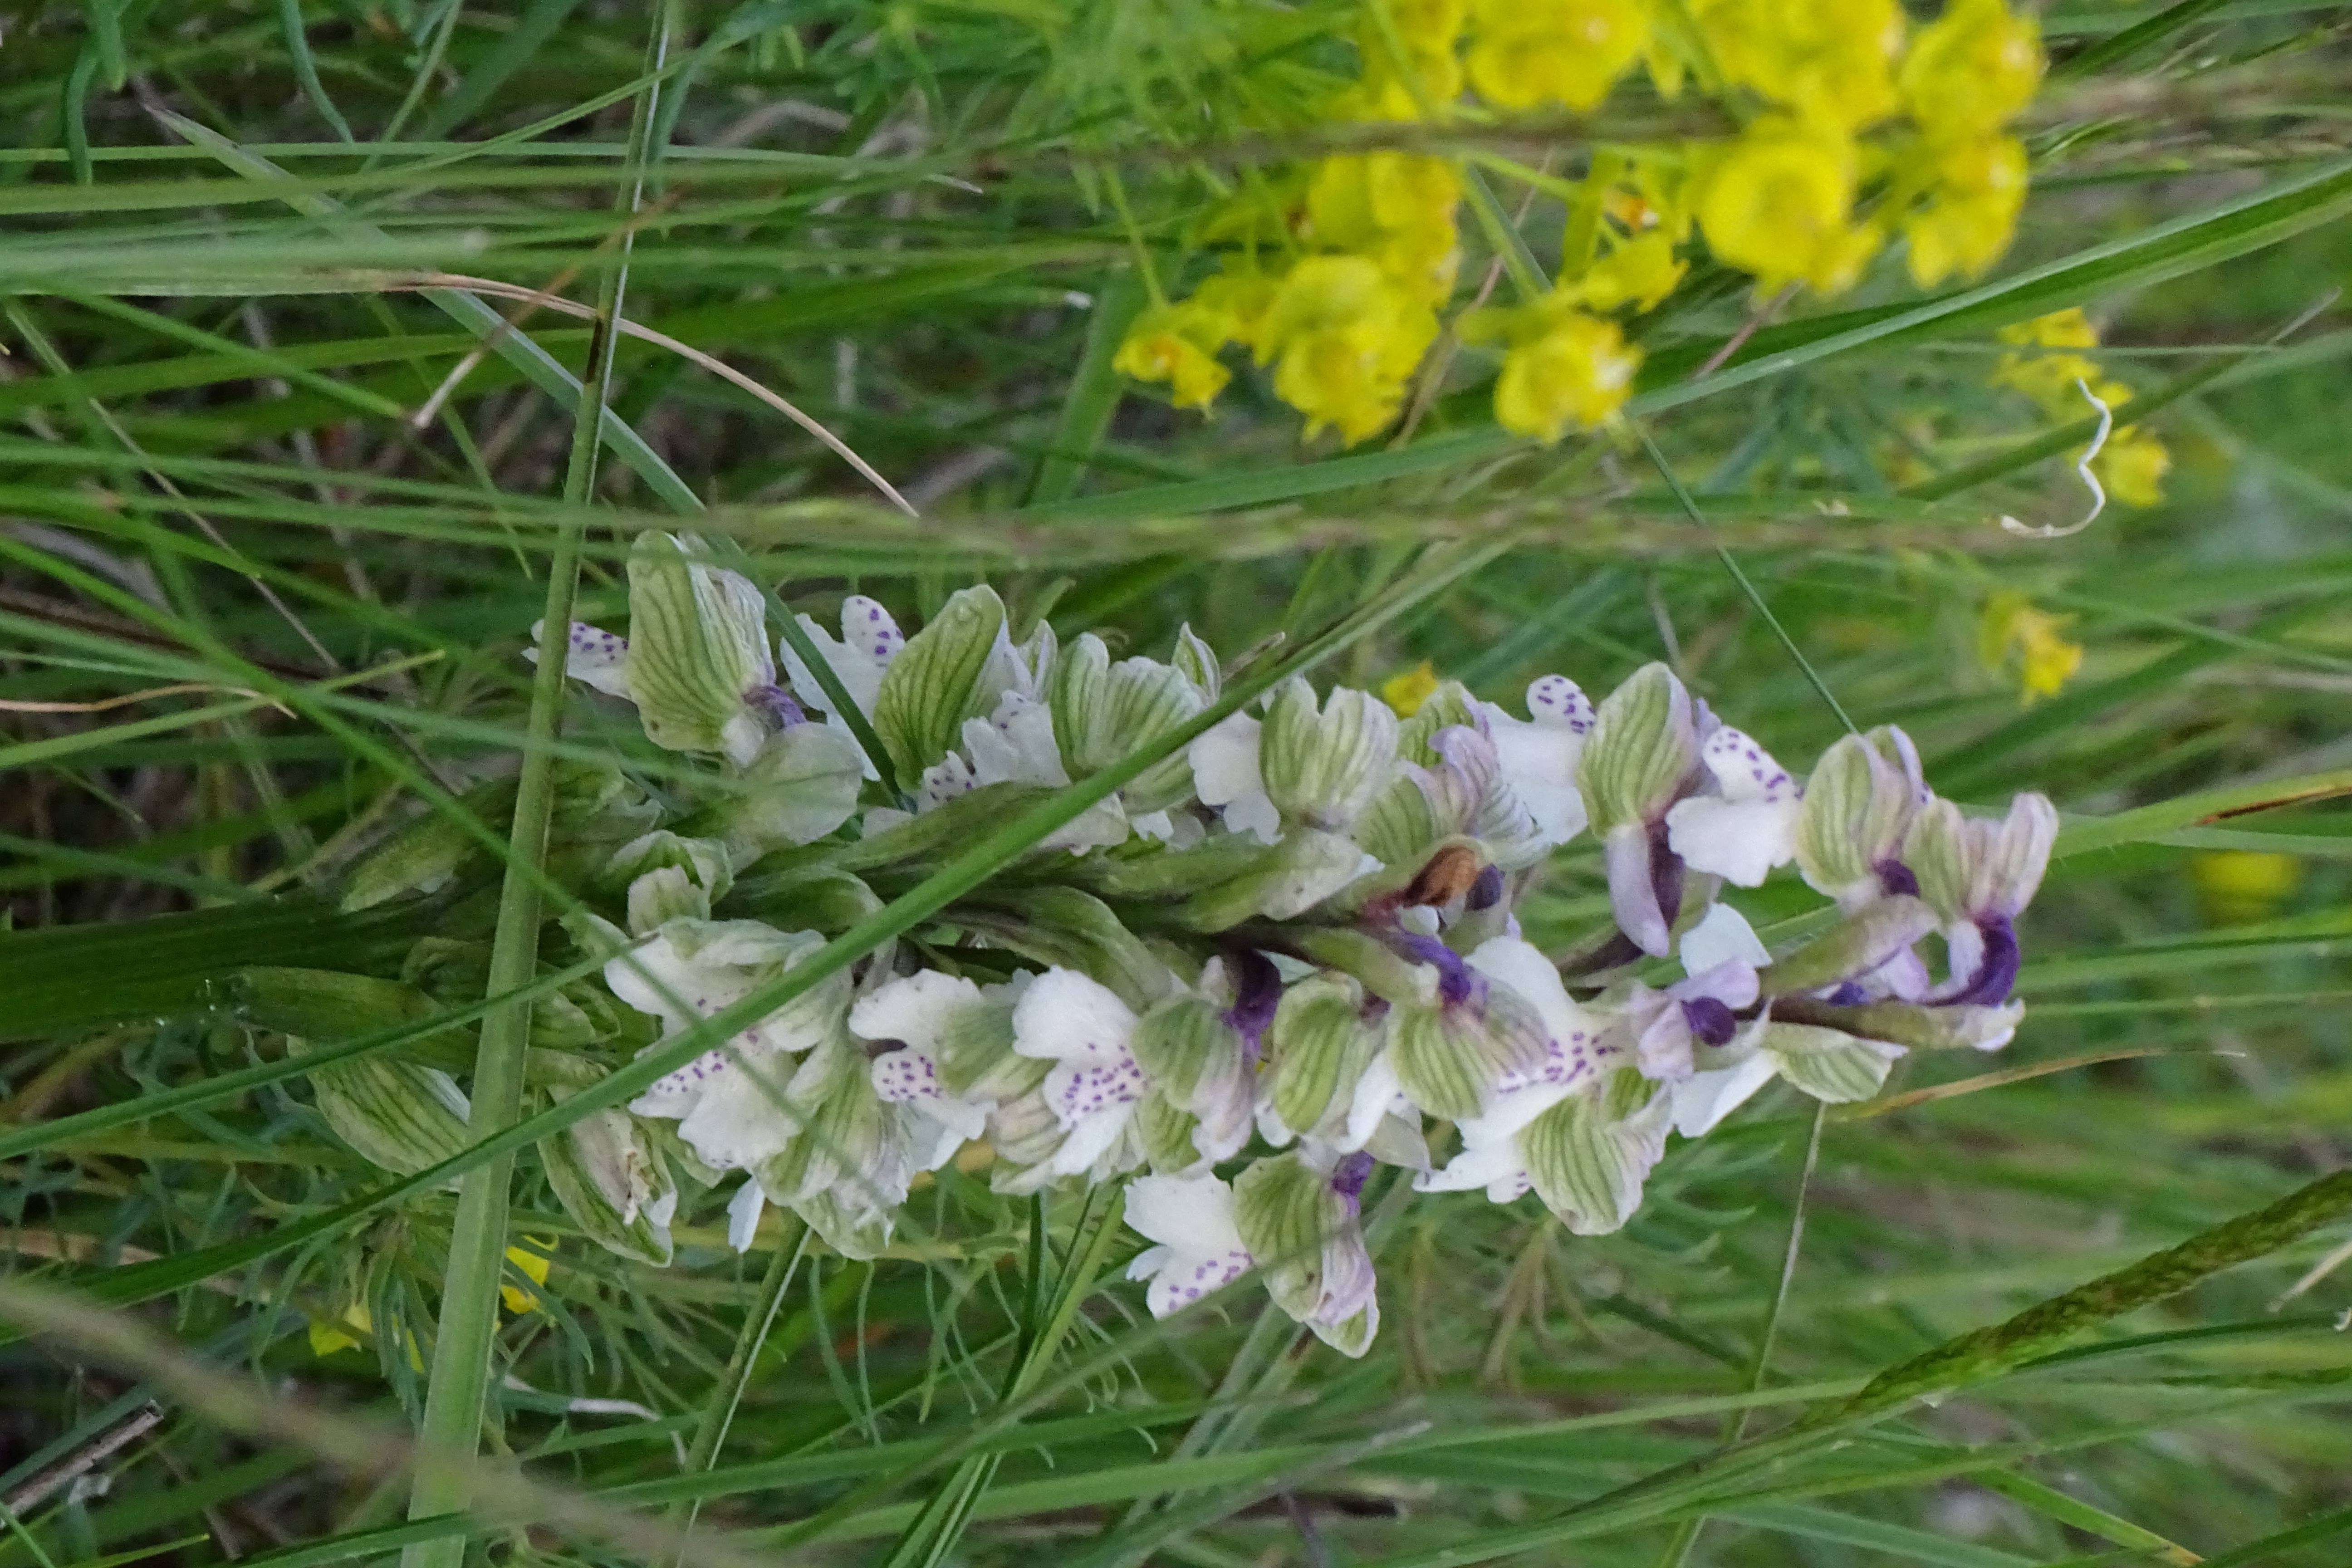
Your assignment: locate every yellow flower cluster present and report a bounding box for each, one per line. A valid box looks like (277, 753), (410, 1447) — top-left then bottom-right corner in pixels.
(1114, 0), (2046, 449)
(1977, 588), (2082, 705)
(1993, 309), (2172, 508)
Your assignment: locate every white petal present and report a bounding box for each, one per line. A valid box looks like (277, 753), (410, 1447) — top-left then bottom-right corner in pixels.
(1665, 794), (1800, 887)
(1042, 1055), (1147, 1128)
(1698, 725), (1795, 804)
(1046, 1103), (1135, 1175)
(1125, 1172), (1246, 1254)
(1466, 935), (1584, 1046)
(1680, 903), (1771, 975)
(1944, 921), (1986, 993)
(906, 1107), (975, 1172)
(779, 602), (895, 779)
(1457, 1072), (1579, 1147)
(1012, 969), (1139, 1065)
(963, 692), (1068, 789)
(869, 1045), (946, 1105)
(1146, 1245), (1252, 1318)
(671, 1059), (803, 1169)
(533, 619), (632, 698)
(1126, 1243), (1174, 1283)
(726, 1181), (766, 1252)
(1414, 1137), (1527, 1194)
(920, 752), (977, 810)
(1340, 1051), (1402, 1152)
(1683, 958), (1760, 1010)
(1189, 715), (1279, 844)
(850, 970), (982, 1055)
(1482, 703), (1588, 847)
(1669, 1054), (1778, 1138)
(720, 711), (767, 769)
(1524, 674), (1596, 733)
(838, 595), (903, 682)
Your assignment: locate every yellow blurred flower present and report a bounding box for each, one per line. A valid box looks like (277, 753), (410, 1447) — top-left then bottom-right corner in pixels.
(1382, 660), (1442, 715)
(2192, 850), (2303, 925)
(1978, 589), (2082, 704)
(2002, 308), (2100, 349)
(1191, 267), (1283, 350)
(500, 1239), (554, 1313)
(1602, 157), (1696, 242)
(1305, 152), (1463, 304)
(1114, 304), (1235, 411)
(1566, 229), (1687, 312)
(1355, 0), (1467, 118)
(1482, 300), (1642, 442)
(309, 1302), (371, 1357)
(1690, 0), (1905, 131)
(1257, 255), (1439, 444)
(2093, 423), (2171, 507)
(308, 1300), (426, 1370)
(1695, 122), (1883, 295)
(1899, 0), (2043, 140)
(1901, 133), (2027, 287)
(1993, 309), (2103, 407)
(1467, 0), (1652, 112)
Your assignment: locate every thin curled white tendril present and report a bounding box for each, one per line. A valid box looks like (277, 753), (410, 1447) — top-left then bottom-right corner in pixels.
(2000, 377), (2113, 540)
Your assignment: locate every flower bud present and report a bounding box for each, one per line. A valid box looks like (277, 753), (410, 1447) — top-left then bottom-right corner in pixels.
(1794, 726), (1928, 907)
(1772, 995), (2023, 1054)
(1233, 1149), (1380, 1357)
(540, 1093), (679, 1264)
(870, 584), (1009, 785)
(1171, 623), (1222, 701)
(1758, 1021), (1906, 1103)
(1762, 895), (1938, 994)
(1581, 665), (1702, 955)
(605, 831), (735, 932)
(624, 532), (777, 765)
(955, 886), (1171, 1013)
(298, 1040), (472, 1181)
(1906, 792), (2054, 1005)
(339, 777), (515, 912)
(1258, 677), (1399, 832)
(236, 965), (475, 1071)
(1178, 828), (1379, 930)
